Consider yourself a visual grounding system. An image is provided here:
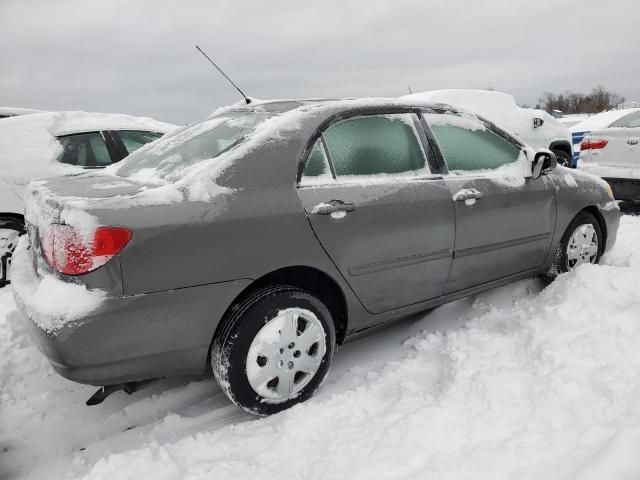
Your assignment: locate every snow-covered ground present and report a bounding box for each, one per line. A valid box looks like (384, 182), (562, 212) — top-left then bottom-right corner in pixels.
(2, 216), (640, 480)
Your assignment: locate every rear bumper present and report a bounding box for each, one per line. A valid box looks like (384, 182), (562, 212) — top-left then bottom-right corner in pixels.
(13, 245), (251, 386)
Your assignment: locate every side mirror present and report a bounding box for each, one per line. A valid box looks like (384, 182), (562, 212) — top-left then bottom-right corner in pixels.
(533, 117), (545, 129)
(531, 149), (557, 179)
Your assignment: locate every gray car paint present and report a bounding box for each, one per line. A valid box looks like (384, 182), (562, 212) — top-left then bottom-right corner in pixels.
(14, 99), (620, 387)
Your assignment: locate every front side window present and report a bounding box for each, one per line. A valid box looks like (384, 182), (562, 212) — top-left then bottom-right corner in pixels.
(117, 130), (163, 155)
(609, 111), (640, 128)
(58, 132), (112, 167)
(323, 114), (427, 178)
(425, 112), (521, 172)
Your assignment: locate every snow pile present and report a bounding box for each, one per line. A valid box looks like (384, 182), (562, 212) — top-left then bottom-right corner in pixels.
(571, 108), (640, 133)
(0, 111), (175, 180)
(1, 216), (640, 479)
(10, 237), (107, 334)
(0, 106), (46, 117)
(403, 89), (569, 149)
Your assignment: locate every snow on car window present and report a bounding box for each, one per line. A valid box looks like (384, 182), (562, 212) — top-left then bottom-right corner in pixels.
(425, 112), (531, 186)
(113, 111), (275, 183)
(426, 111), (487, 131)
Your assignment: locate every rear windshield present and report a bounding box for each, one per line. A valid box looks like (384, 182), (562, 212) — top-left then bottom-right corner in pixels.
(115, 111), (274, 179)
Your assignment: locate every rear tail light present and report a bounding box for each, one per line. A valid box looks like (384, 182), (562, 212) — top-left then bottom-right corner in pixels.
(580, 138), (609, 150)
(42, 225), (132, 276)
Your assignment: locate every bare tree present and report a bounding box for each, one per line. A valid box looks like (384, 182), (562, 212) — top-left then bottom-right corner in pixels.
(538, 86), (625, 114)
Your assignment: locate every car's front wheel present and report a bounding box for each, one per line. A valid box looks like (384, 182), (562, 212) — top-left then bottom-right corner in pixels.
(0, 216), (25, 288)
(544, 211), (602, 282)
(211, 285), (336, 415)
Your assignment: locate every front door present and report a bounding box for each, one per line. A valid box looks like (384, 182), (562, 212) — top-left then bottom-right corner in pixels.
(424, 110), (557, 292)
(297, 112), (455, 314)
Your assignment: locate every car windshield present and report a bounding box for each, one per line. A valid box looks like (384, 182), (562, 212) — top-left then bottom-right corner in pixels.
(115, 111), (274, 180)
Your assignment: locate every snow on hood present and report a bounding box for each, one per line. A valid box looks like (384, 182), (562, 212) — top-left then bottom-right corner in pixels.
(0, 111), (176, 180)
(570, 108), (640, 133)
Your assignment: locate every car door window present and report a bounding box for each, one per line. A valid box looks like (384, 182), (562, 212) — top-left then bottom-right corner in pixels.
(322, 114), (428, 179)
(117, 130), (164, 154)
(58, 132), (113, 167)
(609, 112), (640, 128)
(425, 112), (521, 172)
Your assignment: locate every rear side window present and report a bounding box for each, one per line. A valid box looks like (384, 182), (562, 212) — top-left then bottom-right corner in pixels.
(609, 112), (640, 128)
(323, 114), (427, 178)
(116, 111), (274, 180)
(58, 132), (113, 167)
(117, 130), (163, 154)
(301, 138), (333, 184)
(425, 113), (521, 171)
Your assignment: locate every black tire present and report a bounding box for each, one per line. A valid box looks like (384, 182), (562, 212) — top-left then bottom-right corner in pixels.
(0, 216), (25, 288)
(553, 149), (571, 167)
(211, 285), (336, 416)
(544, 211), (602, 283)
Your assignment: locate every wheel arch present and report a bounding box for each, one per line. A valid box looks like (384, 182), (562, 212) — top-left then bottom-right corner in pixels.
(582, 205), (608, 253)
(207, 265), (349, 368)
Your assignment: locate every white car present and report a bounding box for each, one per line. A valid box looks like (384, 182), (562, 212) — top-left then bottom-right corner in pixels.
(0, 111), (176, 287)
(402, 89), (574, 166)
(572, 108), (640, 201)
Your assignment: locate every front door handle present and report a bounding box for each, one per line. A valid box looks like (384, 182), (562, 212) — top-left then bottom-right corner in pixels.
(628, 139), (639, 146)
(453, 189), (484, 202)
(311, 199), (356, 215)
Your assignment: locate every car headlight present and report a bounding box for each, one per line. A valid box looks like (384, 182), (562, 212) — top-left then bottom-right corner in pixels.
(604, 183), (614, 200)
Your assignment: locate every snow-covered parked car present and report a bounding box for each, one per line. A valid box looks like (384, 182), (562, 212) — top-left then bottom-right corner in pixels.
(403, 89), (574, 166)
(0, 111), (176, 287)
(572, 108), (640, 201)
(12, 98), (619, 416)
(0, 106), (46, 119)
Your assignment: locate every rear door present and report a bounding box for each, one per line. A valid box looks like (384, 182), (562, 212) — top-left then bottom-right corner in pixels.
(297, 111), (455, 314)
(424, 110), (557, 292)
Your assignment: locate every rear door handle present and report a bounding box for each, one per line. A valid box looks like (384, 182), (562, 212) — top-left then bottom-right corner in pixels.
(453, 189), (483, 202)
(311, 199), (356, 215)
(628, 139), (639, 146)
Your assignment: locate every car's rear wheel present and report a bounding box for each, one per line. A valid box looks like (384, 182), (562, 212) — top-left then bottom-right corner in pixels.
(0, 216), (25, 288)
(552, 148), (571, 167)
(544, 211), (602, 282)
(211, 285), (336, 415)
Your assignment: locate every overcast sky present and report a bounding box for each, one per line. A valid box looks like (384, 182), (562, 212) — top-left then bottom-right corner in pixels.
(1, 0), (639, 125)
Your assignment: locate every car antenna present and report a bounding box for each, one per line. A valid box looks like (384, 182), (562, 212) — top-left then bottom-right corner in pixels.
(408, 86), (413, 94)
(195, 45), (251, 105)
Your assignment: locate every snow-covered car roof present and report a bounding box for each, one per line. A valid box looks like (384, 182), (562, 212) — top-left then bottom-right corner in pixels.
(402, 89), (557, 133)
(0, 106), (47, 117)
(0, 111), (176, 179)
(403, 89), (518, 111)
(570, 108), (640, 132)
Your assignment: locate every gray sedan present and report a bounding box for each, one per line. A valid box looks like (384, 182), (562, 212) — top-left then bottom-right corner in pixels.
(13, 99), (620, 415)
